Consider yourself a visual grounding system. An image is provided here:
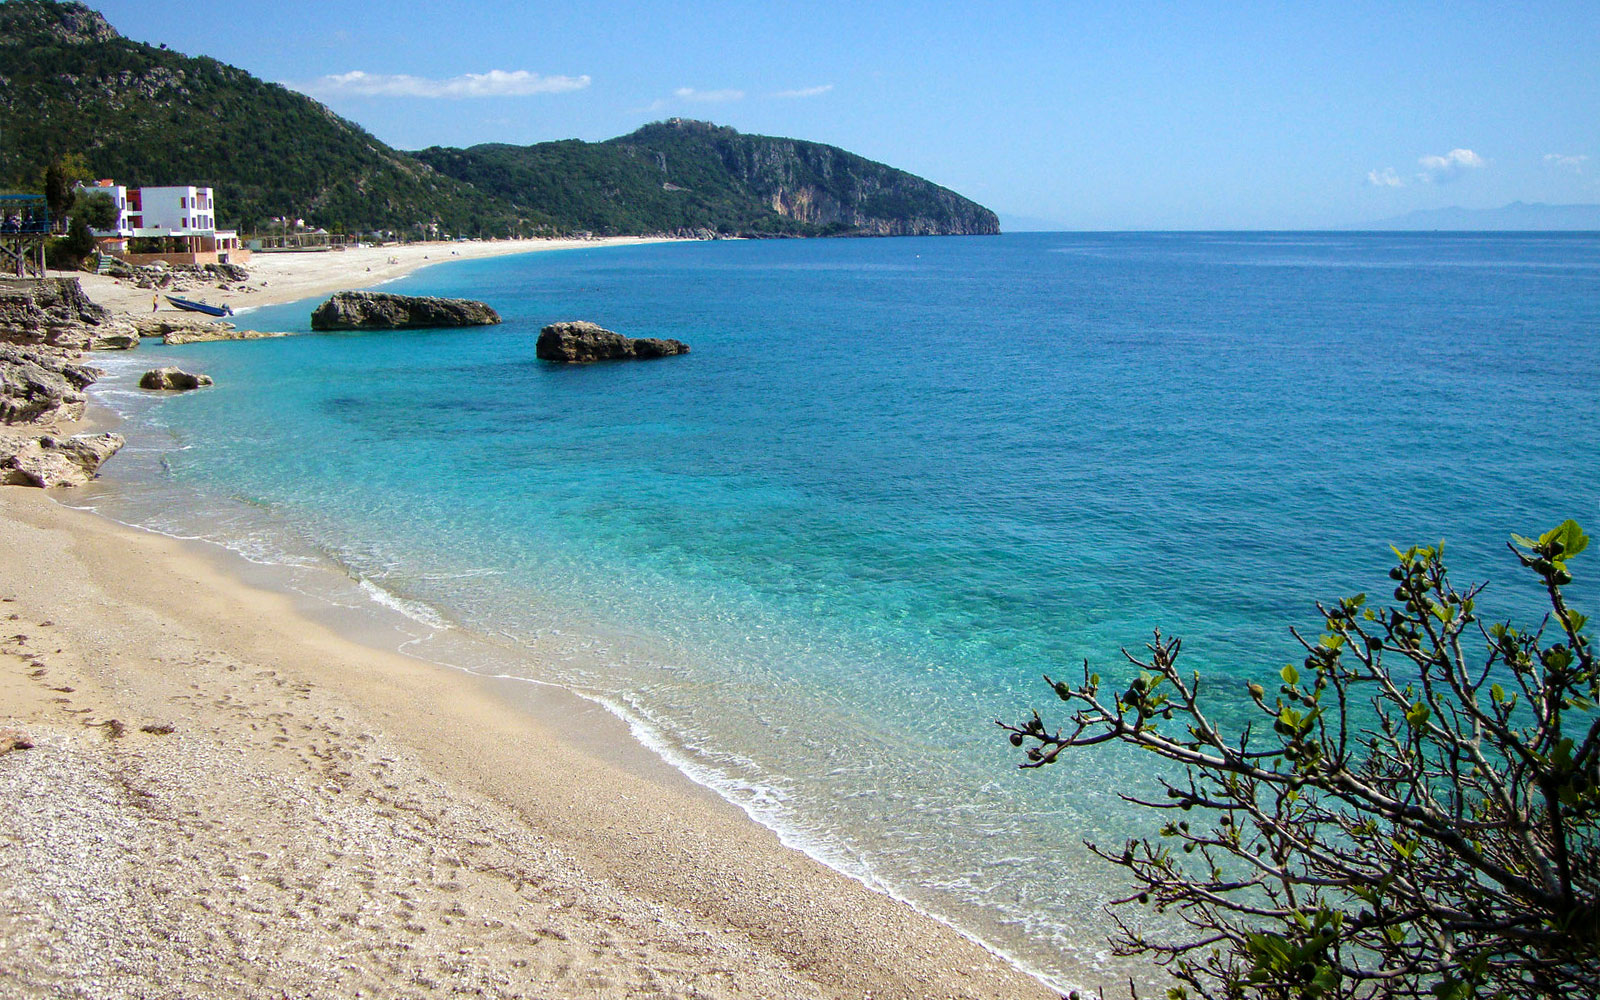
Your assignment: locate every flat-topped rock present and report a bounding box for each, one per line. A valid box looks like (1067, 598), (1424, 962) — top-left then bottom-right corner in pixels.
(164, 328), (286, 345)
(130, 315), (235, 339)
(536, 321), (690, 364)
(89, 324), (140, 351)
(0, 430), (124, 488)
(310, 291), (501, 330)
(139, 366), (214, 391)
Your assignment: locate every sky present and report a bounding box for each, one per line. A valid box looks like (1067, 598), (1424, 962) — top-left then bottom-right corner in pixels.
(87, 0), (1600, 229)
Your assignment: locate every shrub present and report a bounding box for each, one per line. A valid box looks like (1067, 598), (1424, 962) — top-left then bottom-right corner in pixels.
(1003, 522), (1599, 999)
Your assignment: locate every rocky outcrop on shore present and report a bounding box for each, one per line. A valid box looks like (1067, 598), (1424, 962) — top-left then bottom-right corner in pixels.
(129, 315), (231, 339)
(0, 277), (135, 352)
(121, 261), (251, 290)
(163, 328), (284, 345)
(88, 328), (138, 351)
(139, 367), (213, 391)
(536, 321), (690, 364)
(0, 430), (126, 488)
(119, 315), (283, 345)
(310, 291), (501, 330)
(0, 344), (101, 425)
(0, 278), (125, 487)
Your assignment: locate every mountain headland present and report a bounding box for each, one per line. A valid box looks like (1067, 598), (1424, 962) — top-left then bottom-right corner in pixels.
(414, 120), (1000, 238)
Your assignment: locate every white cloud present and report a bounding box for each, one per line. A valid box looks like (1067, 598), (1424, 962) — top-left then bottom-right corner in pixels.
(1367, 167), (1404, 188)
(673, 87), (744, 103)
(1417, 148), (1485, 182)
(773, 84), (833, 99)
(1545, 153), (1589, 174)
(296, 69), (590, 99)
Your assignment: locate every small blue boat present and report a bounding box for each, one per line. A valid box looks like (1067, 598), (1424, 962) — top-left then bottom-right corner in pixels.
(165, 295), (233, 317)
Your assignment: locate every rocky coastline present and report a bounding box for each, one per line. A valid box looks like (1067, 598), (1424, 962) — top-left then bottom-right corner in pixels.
(0, 278), (127, 487)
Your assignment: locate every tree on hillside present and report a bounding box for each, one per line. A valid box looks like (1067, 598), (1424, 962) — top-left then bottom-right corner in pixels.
(1002, 522), (1599, 999)
(41, 153), (91, 228)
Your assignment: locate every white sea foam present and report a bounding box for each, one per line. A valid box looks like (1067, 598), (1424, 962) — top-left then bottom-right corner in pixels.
(356, 576), (452, 631)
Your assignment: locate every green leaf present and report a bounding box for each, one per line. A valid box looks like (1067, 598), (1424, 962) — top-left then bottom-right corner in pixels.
(1491, 683), (1505, 703)
(1281, 664), (1300, 686)
(1432, 979), (1471, 1000)
(1541, 519), (1589, 558)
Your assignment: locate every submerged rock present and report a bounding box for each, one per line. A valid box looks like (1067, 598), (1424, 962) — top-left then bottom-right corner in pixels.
(310, 291), (501, 330)
(0, 430), (124, 488)
(535, 321), (690, 364)
(139, 366), (214, 391)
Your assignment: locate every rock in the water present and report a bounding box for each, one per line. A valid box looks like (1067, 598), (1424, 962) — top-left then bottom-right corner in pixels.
(310, 291), (501, 330)
(139, 366), (214, 391)
(535, 321), (690, 363)
(0, 430), (124, 487)
(163, 328), (286, 345)
(0, 344), (101, 425)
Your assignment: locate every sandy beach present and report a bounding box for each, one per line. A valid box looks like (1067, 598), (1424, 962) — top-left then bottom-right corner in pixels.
(0, 244), (1059, 998)
(71, 236), (677, 316)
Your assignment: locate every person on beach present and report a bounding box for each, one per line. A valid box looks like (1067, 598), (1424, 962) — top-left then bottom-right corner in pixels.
(152, 294), (159, 313)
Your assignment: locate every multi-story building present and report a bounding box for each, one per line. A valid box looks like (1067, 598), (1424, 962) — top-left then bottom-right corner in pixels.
(133, 185), (215, 232)
(72, 179), (248, 265)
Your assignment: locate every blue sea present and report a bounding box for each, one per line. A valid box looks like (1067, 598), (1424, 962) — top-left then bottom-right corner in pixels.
(78, 232), (1600, 990)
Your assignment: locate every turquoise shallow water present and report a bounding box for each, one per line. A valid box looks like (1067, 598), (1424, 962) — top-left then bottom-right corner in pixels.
(81, 232), (1600, 989)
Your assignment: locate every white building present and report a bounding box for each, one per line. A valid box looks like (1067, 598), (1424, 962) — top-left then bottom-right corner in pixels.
(134, 185), (215, 232)
(72, 179), (247, 265)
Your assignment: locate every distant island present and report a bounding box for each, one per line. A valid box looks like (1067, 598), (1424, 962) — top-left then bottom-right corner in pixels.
(0, 1), (997, 239)
(1363, 202), (1600, 231)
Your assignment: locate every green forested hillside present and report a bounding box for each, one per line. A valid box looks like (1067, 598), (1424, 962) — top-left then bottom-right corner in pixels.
(416, 120), (1000, 237)
(0, 0), (514, 233)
